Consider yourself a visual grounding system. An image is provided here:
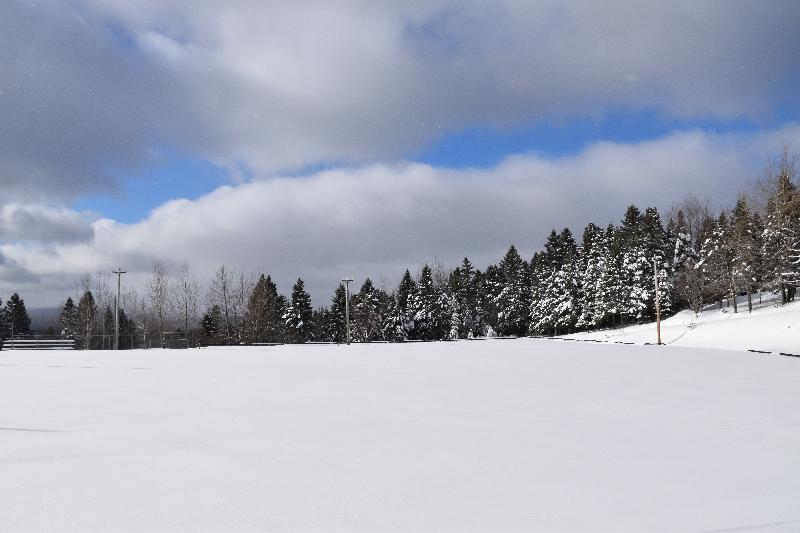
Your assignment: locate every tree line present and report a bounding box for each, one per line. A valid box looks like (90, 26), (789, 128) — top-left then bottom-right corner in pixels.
(42, 148), (800, 347)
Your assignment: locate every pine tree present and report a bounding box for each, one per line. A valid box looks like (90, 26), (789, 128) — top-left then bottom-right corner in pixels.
(77, 290), (97, 349)
(480, 264), (502, 334)
(60, 297), (79, 338)
(325, 284), (348, 343)
(494, 245), (531, 336)
(353, 278), (384, 342)
(410, 265), (448, 340)
(393, 269), (417, 340)
(761, 151), (799, 303)
(201, 305), (223, 340)
(103, 305), (114, 348)
(594, 224), (626, 327)
(671, 210), (705, 315)
(699, 213), (734, 309)
(730, 198), (760, 312)
(620, 207), (673, 322)
(576, 224), (605, 329)
(530, 229), (580, 334)
(244, 274), (268, 342)
(5, 293), (32, 336)
(242, 274), (286, 343)
(284, 278), (314, 343)
(450, 257), (484, 338)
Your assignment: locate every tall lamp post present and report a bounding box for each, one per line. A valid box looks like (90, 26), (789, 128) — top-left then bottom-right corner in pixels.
(653, 258), (662, 345)
(112, 268), (126, 350)
(341, 278), (353, 345)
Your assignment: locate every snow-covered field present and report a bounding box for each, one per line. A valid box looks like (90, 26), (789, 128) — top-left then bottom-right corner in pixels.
(2, 340), (800, 532)
(565, 294), (800, 354)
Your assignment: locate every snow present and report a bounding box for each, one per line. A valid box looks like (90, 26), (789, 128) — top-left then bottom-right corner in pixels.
(565, 293), (800, 354)
(2, 340), (800, 532)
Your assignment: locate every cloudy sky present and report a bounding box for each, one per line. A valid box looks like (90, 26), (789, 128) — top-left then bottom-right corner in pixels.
(2, 0), (800, 309)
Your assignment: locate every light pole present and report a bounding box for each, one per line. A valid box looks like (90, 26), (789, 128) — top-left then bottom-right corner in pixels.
(653, 257), (662, 345)
(112, 268), (126, 350)
(341, 278), (353, 345)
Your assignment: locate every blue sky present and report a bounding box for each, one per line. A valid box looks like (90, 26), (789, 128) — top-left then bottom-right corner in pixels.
(75, 108), (799, 224)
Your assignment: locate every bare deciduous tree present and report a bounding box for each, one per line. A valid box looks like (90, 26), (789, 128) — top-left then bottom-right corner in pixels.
(207, 265), (233, 340)
(173, 262), (200, 347)
(149, 261), (170, 347)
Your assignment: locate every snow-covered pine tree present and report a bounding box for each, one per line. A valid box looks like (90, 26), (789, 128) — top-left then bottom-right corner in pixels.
(60, 297), (79, 338)
(201, 305), (224, 341)
(697, 213), (731, 309)
(450, 257), (484, 338)
(730, 198), (760, 312)
(530, 229), (580, 335)
(593, 224), (625, 327)
(494, 245), (531, 336)
(325, 284), (348, 343)
(392, 269), (417, 340)
(619, 206), (674, 322)
(480, 264), (502, 334)
(410, 265), (449, 340)
(576, 223), (605, 329)
(549, 229), (580, 334)
(353, 278), (383, 342)
(761, 151), (800, 303)
(284, 278), (314, 343)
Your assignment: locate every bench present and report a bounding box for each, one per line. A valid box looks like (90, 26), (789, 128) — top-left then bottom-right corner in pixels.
(3, 339), (76, 350)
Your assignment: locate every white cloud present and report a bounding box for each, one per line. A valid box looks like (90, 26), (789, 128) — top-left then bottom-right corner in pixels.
(4, 125), (798, 308)
(1, 0), (799, 201)
(0, 204), (95, 243)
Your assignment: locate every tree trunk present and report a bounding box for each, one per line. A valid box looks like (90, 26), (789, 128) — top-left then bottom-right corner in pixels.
(746, 287), (752, 313)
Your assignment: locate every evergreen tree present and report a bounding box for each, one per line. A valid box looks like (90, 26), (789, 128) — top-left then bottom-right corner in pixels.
(620, 207), (673, 322)
(410, 265), (449, 340)
(576, 224), (605, 329)
(761, 152), (799, 303)
(77, 290), (97, 349)
(103, 305), (114, 348)
(201, 305), (223, 340)
(594, 224), (626, 327)
(118, 308), (135, 349)
(391, 269), (417, 340)
(242, 274), (287, 343)
(494, 245), (531, 336)
(353, 278), (384, 342)
(480, 265), (502, 334)
(243, 274), (268, 342)
(325, 284), (348, 343)
(699, 213), (734, 309)
(450, 257), (484, 337)
(60, 297), (79, 338)
(730, 198), (760, 312)
(530, 229), (580, 334)
(284, 278), (314, 342)
(5, 293), (32, 336)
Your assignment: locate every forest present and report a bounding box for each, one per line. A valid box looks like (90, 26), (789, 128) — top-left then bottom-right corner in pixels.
(5, 149), (795, 348)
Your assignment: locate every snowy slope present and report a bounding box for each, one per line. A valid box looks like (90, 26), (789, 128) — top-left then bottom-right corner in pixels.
(565, 293), (800, 353)
(2, 340), (800, 532)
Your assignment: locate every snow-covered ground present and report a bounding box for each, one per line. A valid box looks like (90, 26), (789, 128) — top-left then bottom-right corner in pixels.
(2, 340), (800, 532)
(565, 293), (800, 354)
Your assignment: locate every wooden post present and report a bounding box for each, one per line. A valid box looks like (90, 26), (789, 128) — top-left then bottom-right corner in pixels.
(653, 257), (662, 345)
